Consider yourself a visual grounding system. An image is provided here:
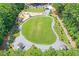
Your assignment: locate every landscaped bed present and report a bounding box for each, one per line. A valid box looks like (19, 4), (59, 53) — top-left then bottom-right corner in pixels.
(53, 16), (72, 48)
(22, 16), (56, 45)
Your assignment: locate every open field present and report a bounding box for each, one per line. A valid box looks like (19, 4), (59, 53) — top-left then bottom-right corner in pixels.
(22, 16), (56, 45)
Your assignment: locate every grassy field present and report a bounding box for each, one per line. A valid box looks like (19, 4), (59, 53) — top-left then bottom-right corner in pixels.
(22, 16), (56, 45)
(24, 7), (45, 12)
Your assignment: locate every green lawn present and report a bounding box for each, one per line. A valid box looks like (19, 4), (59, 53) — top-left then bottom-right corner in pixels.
(22, 16), (56, 45)
(24, 7), (45, 12)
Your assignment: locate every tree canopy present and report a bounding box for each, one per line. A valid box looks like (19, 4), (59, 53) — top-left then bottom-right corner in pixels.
(53, 3), (79, 48)
(0, 3), (24, 45)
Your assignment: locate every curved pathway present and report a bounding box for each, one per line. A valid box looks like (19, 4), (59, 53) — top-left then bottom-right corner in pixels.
(12, 7), (68, 52)
(13, 16), (56, 52)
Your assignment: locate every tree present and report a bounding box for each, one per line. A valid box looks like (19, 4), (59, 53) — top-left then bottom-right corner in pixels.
(43, 47), (56, 56)
(53, 3), (79, 48)
(24, 45), (42, 56)
(0, 3), (24, 46)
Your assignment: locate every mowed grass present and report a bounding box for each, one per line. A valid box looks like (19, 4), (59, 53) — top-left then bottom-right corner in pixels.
(24, 7), (45, 12)
(22, 16), (56, 45)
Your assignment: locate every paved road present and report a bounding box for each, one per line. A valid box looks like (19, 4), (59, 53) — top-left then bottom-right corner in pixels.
(51, 17), (68, 50)
(43, 9), (50, 16)
(43, 6), (68, 50)
(13, 17), (68, 52)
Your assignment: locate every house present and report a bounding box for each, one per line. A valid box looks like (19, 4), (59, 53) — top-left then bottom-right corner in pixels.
(25, 3), (52, 8)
